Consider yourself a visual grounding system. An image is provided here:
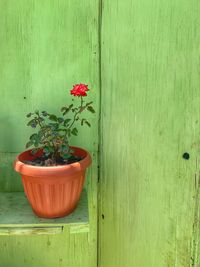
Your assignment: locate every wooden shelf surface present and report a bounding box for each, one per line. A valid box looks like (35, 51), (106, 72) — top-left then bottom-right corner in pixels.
(0, 190), (89, 235)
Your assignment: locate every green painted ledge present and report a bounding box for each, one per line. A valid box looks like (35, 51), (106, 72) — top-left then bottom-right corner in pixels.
(0, 190), (89, 235)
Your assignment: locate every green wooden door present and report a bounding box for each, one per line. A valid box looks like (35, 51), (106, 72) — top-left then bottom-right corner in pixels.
(0, 1), (99, 266)
(100, 0), (200, 266)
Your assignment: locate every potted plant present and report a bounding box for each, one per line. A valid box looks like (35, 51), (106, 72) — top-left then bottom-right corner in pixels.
(14, 83), (95, 218)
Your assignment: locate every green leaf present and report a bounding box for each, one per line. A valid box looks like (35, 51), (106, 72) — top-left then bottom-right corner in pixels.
(38, 117), (44, 123)
(26, 113), (32, 118)
(38, 130), (45, 138)
(48, 114), (58, 122)
(64, 119), (71, 126)
(58, 117), (64, 123)
(58, 144), (69, 153)
(84, 120), (91, 127)
(43, 146), (51, 155)
(62, 144), (69, 149)
(49, 123), (59, 131)
(26, 141), (33, 148)
(70, 148), (74, 154)
(41, 111), (48, 116)
(72, 108), (79, 112)
(87, 106), (95, 113)
(51, 130), (59, 137)
(33, 140), (39, 147)
(86, 101), (93, 106)
(62, 153), (71, 159)
(71, 128), (78, 136)
(31, 148), (39, 155)
(61, 107), (66, 112)
(81, 119), (85, 126)
(62, 104), (73, 115)
(63, 110), (69, 116)
(27, 119), (36, 126)
(27, 119), (37, 128)
(30, 133), (38, 141)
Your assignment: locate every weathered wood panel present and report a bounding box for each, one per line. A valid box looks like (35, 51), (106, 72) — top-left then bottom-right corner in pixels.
(0, 1), (99, 267)
(0, 228), (91, 267)
(100, 0), (200, 266)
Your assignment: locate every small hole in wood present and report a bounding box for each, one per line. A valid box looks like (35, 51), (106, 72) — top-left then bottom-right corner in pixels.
(23, 96), (26, 99)
(182, 152), (190, 160)
(102, 214), (105, 219)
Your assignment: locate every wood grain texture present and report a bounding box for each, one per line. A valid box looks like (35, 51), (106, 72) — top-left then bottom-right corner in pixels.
(0, 227), (63, 236)
(0, 1), (99, 266)
(100, 0), (200, 266)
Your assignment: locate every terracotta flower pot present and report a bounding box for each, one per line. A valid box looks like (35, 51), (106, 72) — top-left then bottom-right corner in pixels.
(14, 146), (91, 218)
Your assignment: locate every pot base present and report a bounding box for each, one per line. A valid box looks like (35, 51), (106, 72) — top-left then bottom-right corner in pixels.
(32, 205), (77, 219)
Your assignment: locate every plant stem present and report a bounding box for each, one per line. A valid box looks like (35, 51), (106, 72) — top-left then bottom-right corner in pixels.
(68, 96), (83, 129)
(36, 113), (43, 129)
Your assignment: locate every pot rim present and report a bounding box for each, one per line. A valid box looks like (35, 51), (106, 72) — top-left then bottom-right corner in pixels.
(14, 146), (92, 177)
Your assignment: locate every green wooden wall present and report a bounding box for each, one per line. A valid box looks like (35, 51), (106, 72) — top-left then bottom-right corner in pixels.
(1, 1), (200, 267)
(0, 1), (99, 267)
(99, 0), (200, 266)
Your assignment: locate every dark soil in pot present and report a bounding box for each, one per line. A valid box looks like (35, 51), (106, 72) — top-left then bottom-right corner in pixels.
(22, 154), (83, 166)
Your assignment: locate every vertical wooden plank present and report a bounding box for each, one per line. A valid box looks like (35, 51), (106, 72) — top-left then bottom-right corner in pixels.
(0, 1), (99, 266)
(100, 0), (200, 266)
(0, 0), (99, 190)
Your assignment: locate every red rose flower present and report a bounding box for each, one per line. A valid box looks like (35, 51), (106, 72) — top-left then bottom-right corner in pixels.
(70, 83), (89, 97)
